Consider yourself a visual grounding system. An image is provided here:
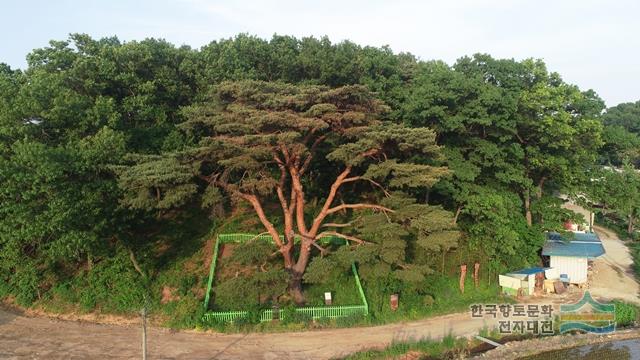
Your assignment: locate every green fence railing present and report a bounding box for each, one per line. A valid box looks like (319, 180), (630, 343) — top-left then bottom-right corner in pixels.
(202, 233), (369, 323)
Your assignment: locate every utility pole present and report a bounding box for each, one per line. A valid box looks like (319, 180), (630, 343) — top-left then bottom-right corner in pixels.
(141, 306), (147, 360)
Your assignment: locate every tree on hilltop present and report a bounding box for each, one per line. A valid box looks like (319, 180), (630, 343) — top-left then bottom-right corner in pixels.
(118, 80), (450, 303)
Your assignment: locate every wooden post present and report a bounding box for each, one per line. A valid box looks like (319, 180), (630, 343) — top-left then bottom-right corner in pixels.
(460, 264), (467, 294)
(390, 294), (399, 311)
(474, 262), (480, 288)
(141, 306), (147, 360)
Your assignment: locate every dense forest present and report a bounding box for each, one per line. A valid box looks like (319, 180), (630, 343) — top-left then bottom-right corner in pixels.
(1, 34), (639, 326)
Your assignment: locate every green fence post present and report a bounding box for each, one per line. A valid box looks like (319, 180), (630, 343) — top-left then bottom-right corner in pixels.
(203, 236), (220, 310)
(352, 263), (368, 316)
(204, 234), (370, 322)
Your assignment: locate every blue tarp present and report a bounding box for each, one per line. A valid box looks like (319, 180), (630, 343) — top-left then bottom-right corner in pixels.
(542, 232), (605, 258)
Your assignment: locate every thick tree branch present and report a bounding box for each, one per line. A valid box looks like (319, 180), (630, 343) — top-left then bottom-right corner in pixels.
(322, 219), (358, 228)
(326, 203), (394, 216)
(311, 242), (330, 256)
(289, 166), (309, 235)
(316, 231), (368, 245)
(308, 166), (352, 236)
(275, 159), (289, 213)
(342, 176), (391, 197)
(240, 193), (284, 250)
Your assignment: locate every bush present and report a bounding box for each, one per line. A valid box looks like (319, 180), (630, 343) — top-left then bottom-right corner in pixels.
(423, 295), (435, 307)
(282, 305), (313, 324)
(163, 296), (204, 329)
(68, 249), (148, 313)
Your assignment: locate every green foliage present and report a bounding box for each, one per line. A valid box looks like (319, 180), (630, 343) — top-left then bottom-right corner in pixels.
(613, 301), (638, 327)
(588, 164), (640, 235)
(403, 55), (604, 266)
(303, 275), (362, 306)
(163, 297), (205, 329)
(113, 154), (198, 210)
(212, 240), (289, 310)
(0, 33), (619, 332)
(600, 125), (640, 166)
(213, 269), (289, 310)
(303, 193), (461, 291)
(340, 334), (467, 360)
(364, 275), (503, 323)
(603, 100), (640, 134)
(45, 248), (148, 313)
(463, 189), (544, 271)
(281, 305), (313, 325)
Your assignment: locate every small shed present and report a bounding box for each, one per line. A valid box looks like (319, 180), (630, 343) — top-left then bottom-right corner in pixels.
(499, 267), (548, 296)
(542, 232), (605, 284)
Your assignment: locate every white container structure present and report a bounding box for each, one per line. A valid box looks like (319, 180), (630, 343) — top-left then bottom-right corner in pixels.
(542, 232), (605, 284)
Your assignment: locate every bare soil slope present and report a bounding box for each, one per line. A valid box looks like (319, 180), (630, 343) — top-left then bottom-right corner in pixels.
(589, 226), (640, 304)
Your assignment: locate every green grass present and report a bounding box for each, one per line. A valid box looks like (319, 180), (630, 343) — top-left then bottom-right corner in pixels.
(304, 275), (362, 306)
(198, 274), (504, 333)
(338, 334), (468, 360)
(364, 275), (505, 324)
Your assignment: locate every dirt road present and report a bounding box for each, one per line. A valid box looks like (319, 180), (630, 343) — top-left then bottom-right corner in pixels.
(589, 225), (640, 304)
(0, 308), (489, 359)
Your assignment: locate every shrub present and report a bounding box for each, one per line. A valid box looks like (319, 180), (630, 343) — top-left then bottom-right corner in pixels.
(163, 296), (204, 329)
(423, 295), (435, 307)
(281, 306), (313, 324)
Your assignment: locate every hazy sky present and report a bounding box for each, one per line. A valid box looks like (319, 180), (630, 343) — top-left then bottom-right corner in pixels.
(2, 0), (638, 106)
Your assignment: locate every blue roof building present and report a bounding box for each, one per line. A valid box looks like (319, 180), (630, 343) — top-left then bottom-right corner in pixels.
(542, 232), (606, 258)
(542, 232), (606, 284)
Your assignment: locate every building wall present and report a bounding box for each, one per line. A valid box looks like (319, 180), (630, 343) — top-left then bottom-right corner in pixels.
(550, 256), (588, 284)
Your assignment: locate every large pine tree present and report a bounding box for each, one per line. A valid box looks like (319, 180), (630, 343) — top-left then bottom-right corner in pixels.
(174, 80), (447, 303)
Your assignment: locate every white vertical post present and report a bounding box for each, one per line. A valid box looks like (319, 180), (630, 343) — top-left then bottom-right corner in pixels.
(141, 306), (147, 360)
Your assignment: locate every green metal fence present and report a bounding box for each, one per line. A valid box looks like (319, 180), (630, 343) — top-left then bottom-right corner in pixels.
(202, 233), (369, 323)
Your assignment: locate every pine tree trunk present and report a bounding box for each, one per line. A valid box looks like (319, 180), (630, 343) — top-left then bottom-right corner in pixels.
(628, 214), (634, 235)
(288, 275), (305, 305)
(288, 240), (313, 305)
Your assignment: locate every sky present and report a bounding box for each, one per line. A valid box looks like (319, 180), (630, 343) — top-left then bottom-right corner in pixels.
(1, 0), (638, 107)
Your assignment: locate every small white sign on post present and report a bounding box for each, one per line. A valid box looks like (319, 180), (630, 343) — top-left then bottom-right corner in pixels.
(324, 292), (332, 305)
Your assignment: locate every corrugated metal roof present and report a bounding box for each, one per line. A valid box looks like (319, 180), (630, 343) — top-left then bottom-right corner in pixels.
(542, 232), (605, 258)
(546, 232), (601, 243)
